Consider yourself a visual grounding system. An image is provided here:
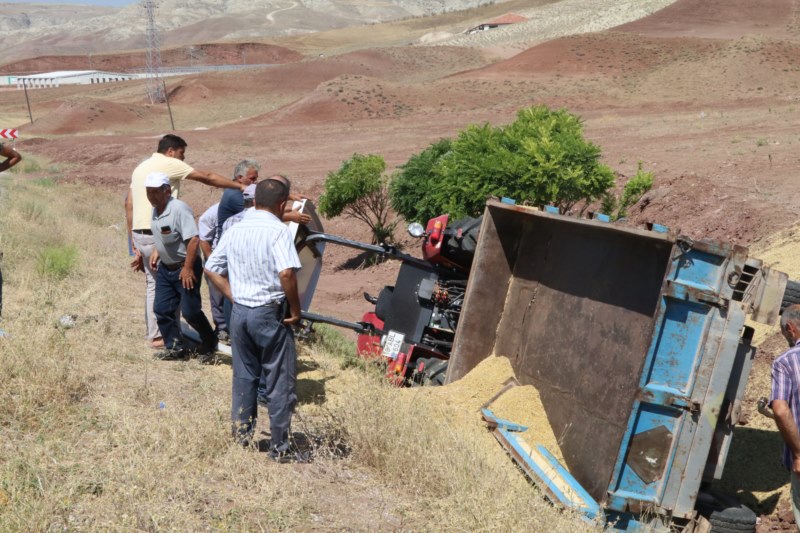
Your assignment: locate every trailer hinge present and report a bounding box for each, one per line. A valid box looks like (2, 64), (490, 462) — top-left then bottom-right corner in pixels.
(664, 280), (728, 308)
(669, 395), (701, 413)
(640, 385), (702, 413)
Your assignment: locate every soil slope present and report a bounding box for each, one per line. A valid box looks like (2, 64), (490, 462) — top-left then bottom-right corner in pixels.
(2, 2), (800, 526)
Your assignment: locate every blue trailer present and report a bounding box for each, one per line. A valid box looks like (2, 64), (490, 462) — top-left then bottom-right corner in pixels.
(446, 200), (787, 531)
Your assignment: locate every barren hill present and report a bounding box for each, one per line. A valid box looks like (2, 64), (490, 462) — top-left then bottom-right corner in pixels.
(0, 0), (502, 65)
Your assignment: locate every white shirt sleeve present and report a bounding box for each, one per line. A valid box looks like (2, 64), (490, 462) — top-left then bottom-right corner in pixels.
(205, 230), (230, 275)
(273, 226), (302, 273)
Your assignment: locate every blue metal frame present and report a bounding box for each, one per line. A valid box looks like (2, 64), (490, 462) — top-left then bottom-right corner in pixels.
(481, 409), (602, 522)
(606, 244), (747, 518)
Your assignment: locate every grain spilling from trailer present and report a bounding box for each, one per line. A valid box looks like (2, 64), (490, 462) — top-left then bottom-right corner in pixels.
(446, 199), (786, 529)
(487, 383), (565, 466)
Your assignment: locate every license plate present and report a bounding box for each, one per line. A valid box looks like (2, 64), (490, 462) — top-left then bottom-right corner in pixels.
(382, 330), (405, 360)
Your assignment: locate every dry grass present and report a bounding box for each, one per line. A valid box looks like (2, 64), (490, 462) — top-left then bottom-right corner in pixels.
(0, 175), (593, 530)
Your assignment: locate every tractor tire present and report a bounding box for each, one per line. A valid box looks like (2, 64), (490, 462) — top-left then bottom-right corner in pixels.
(782, 280), (800, 312)
(695, 489), (756, 533)
(411, 356), (448, 386)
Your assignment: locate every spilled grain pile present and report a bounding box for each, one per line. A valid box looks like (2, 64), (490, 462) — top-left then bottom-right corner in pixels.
(408, 355), (565, 466)
(489, 384), (565, 465)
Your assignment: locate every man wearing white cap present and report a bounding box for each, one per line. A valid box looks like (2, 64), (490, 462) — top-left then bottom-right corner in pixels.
(126, 134), (244, 349)
(145, 172), (217, 360)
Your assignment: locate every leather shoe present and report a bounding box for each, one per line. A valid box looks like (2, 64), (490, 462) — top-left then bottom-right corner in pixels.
(153, 349), (186, 361)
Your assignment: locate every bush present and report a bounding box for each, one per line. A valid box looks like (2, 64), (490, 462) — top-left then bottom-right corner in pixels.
(390, 105), (616, 222)
(318, 154), (396, 245)
(36, 245), (79, 280)
(389, 138), (452, 226)
(600, 163), (654, 221)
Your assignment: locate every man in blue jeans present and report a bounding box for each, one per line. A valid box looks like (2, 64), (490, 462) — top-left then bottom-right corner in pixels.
(146, 172), (217, 361)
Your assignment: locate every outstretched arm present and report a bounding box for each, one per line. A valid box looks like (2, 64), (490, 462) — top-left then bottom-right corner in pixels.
(186, 169), (244, 191)
(0, 144), (22, 173)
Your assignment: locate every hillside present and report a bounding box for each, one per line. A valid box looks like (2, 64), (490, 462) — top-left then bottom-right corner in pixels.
(2, 1), (800, 528)
(0, 0), (503, 64)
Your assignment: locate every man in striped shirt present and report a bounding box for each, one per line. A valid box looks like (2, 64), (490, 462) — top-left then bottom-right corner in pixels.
(770, 304), (800, 523)
(204, 179), (302, 459)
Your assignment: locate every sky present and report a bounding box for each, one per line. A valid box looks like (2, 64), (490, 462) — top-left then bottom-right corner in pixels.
(4, 0), (137, 6)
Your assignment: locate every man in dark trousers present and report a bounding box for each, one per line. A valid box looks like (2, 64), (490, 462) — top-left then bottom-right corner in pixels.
(204, 179), (302, 460)
(145, 172), (217, 361)
(772, 304), (800, 524)
(126, 134), (244, 349)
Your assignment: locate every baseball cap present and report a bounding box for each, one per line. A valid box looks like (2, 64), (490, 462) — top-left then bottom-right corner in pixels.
(144, 172), (170, 188)
(243, 184), (257, 201)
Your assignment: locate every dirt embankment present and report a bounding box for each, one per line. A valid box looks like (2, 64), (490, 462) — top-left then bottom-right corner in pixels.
(0, 42), (303, 75)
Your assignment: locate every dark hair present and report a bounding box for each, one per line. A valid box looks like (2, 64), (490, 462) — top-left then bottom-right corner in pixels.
(157, 134), (187, 154)
(255, 179), (289, 209)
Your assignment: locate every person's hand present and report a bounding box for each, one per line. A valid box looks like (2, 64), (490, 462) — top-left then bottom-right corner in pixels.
(283, 310), (301, 326)
(285, 206), (311, 225)
(149, 250), (160, 272)
(130, 252), (144, 273)
(180, 266), (196, 290)
(792, 456), (800, 476)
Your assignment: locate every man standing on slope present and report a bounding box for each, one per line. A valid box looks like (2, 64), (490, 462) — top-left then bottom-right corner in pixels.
(125, 134), (244, 349)
(146, 172), (217, 361)
(198, 201), (227, 343)
(205, 179), (302, 460)
(770, 304), (800, 524)
(0, 142), (22, 327)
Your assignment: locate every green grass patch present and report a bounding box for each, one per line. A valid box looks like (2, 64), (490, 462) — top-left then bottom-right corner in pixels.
(36, 245), (79, 280)
(9, 156), (44, 174)
(31, 176), (59, 187)
(307, 323), (383, 374)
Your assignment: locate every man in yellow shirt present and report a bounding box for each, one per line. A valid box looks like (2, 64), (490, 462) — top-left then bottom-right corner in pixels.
(125, 134), (244, 348)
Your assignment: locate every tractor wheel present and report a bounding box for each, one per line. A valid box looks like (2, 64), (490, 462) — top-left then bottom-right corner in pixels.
(695, 489), (756, 533)
(410, 356), (448, 386)
(782, 280), (800, 312)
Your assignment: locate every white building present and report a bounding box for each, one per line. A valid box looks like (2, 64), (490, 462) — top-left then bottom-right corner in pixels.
(15, 70), (138, 89)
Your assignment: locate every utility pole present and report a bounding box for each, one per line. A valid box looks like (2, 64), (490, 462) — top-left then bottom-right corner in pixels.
(23, 79), (33, 124)
(142, 0), (164, 104)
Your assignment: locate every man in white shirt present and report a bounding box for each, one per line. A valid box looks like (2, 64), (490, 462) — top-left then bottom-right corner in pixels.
(205, 179), (302, 460)
(198, 202), (227, 342)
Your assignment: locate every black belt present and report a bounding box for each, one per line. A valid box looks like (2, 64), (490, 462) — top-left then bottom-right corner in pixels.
(132, 229), (153, 235)
(161, 261), (184, 271)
